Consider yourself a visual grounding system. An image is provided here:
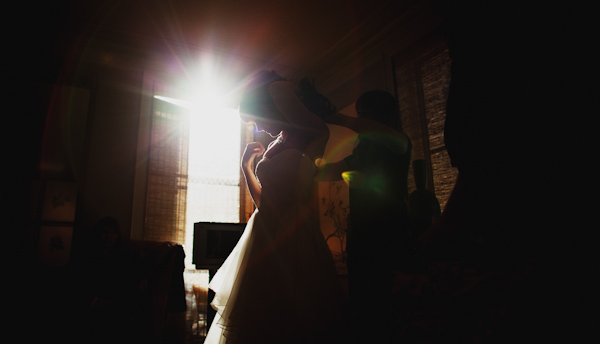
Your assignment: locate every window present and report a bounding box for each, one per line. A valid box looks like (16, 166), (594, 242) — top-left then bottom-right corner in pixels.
(146, 95), (253, 268)
(144, 98), (190, 244)
(394, 30), (457, 209)
(184, 105), (252, 267)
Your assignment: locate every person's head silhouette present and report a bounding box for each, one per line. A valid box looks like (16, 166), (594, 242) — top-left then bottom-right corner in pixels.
(355, 90), (401, 129)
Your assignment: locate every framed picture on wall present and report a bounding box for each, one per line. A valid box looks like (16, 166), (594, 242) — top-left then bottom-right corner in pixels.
(41, 181), (77, 222)
(38, 225), (74, 267)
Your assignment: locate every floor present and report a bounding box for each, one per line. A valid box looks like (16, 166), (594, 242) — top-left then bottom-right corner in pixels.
(21, 267), (211, 344)
(180, 269), (211, 344)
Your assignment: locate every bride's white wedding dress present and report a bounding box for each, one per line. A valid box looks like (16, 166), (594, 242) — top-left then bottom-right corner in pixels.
(205, 148), (347, 344)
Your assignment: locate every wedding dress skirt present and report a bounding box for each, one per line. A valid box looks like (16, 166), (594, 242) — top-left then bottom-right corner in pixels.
(205, 149), (347, 344)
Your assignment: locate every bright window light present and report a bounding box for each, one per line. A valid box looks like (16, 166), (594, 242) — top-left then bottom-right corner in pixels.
(154, 95), (243, 268)
(185, 105), (241, 267)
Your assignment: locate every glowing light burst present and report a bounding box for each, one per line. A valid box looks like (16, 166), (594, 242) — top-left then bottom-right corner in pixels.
(154, 95), (192, 109)
(341, 171), (387, 195)
(341, 171), (364, 188)
(154, 94), (239, 130)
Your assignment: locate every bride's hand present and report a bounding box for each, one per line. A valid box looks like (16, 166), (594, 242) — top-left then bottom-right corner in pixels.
(241, 142), (265, 168)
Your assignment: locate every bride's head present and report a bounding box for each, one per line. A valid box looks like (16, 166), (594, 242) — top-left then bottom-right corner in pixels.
(239, 70), (290, 137)
(239, 70), (337, 137)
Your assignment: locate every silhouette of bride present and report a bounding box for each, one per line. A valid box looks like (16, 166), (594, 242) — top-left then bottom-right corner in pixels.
(205, 70), (348, 344)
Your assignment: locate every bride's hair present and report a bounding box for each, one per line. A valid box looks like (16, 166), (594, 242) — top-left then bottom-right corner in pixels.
(239, 70), (336, 122)
(297, 77), (337, 119)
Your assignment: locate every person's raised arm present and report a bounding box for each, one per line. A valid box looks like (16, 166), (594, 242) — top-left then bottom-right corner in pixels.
(241, 142), (265, 208)
(325, 112), (409, 155)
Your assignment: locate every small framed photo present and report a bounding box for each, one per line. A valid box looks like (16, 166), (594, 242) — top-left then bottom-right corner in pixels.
(38, 226), (73, 267)
(41, 181), (77, 222)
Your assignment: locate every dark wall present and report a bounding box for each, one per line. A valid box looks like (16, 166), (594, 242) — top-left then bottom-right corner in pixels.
(77, 63), (143, 242)
(20, 47), (147, 265)
(327, 60), (390, 111)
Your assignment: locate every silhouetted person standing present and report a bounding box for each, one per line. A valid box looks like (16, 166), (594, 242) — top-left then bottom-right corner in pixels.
(407, 159), (441, 269)
(418, 1), (595, 341)
(320, 90), (411, 343)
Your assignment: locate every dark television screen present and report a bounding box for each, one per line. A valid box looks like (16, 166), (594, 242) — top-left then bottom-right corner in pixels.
(193, 222), (246, 269)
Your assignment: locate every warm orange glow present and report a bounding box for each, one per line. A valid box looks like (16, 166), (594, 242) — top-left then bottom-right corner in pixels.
(314, 157), (325, 168)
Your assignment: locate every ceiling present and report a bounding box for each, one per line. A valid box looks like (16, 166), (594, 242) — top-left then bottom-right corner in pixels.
(32, 0), (441, 96)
